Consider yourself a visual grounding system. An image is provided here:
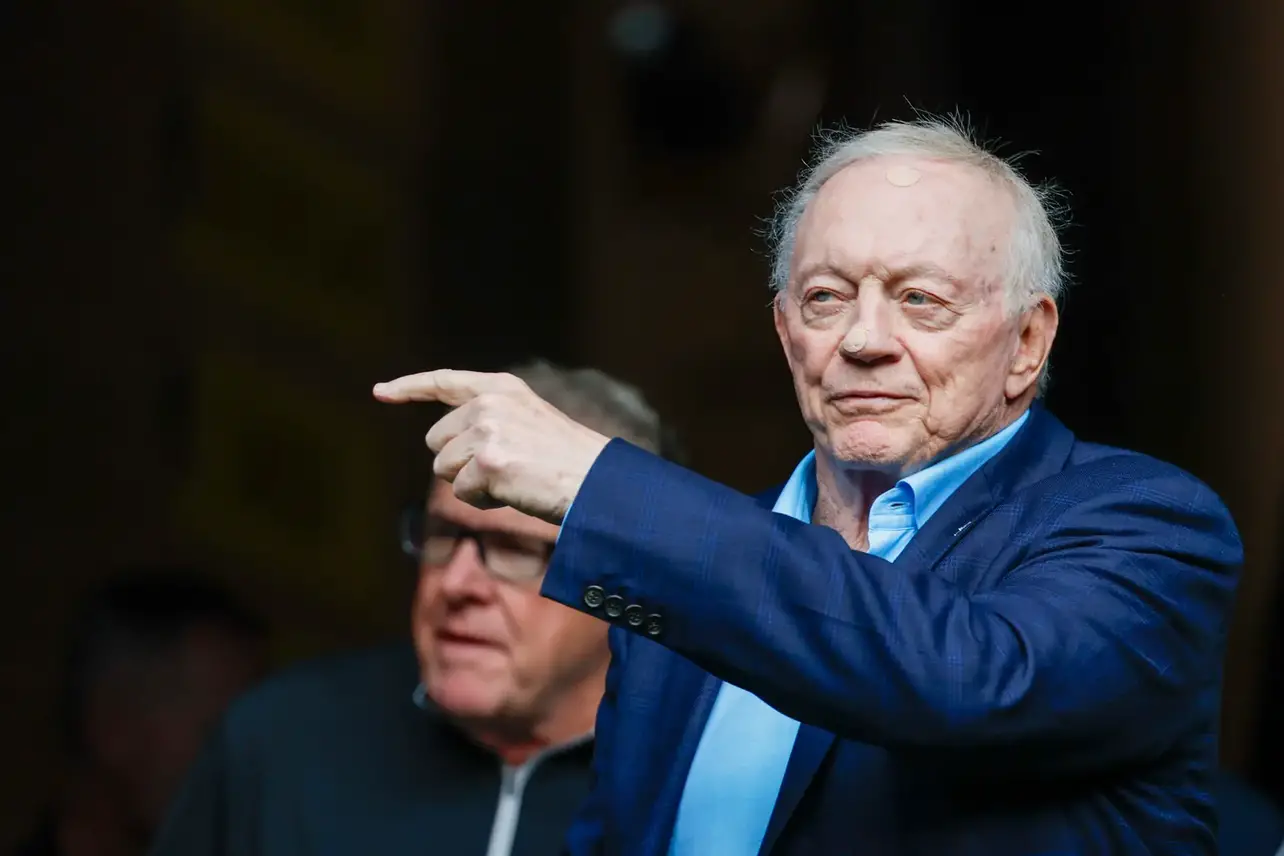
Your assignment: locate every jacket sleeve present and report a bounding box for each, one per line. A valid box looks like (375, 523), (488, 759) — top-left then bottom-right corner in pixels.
(563, 626), (629, 856)
(541, 440), (1243, 776)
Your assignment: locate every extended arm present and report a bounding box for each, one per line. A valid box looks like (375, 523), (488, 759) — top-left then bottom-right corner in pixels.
(541, 441), (1242, 774)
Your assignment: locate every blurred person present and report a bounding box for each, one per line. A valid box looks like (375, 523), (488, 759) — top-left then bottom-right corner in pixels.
(374, 117), (1244, 855)
(150, 360), (671, 856)
(14, 569), (268, 856)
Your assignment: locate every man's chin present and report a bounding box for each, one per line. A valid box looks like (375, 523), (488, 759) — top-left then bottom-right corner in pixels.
(824, 424), (915, 468)
(425, 676), (506, 720)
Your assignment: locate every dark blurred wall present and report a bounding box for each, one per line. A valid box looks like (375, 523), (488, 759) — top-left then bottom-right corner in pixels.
(4, 3), (201, 839)
(424, 0), (576, 369)
(563, 0), (822, 489)
(1186, 0), (1284, 773)
(2, 1), (431, 842)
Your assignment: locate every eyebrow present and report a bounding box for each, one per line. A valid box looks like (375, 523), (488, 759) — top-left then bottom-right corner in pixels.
(428, 515), (555, 545)
(794, 261), (962, 289)
(893, 263), (963, 288)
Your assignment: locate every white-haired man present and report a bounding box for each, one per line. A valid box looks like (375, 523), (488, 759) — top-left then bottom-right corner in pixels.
(374, 119), (1242, 855)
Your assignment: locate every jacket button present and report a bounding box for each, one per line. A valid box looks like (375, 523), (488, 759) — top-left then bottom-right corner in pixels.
(624, 604), (644, 627)
(583, 586), (605, 609)
(644, 614), (663, 636)
(603, 595), (625, 618)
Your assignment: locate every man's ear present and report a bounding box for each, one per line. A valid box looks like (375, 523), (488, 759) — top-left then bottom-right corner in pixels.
(1006, 296), (1059, 400)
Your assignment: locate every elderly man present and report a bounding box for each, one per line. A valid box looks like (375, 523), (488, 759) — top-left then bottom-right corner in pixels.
(152, 361), (671, 856)
(374, 119), (1242, 855)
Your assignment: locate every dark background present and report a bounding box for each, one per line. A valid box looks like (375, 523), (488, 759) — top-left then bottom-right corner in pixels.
(4, 0), (1282, 844)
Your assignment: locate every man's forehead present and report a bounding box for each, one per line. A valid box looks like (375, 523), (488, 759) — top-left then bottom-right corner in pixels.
(426, 481), (559, 539)
(818, 156), (999, 207)
(794, 157), (1011, 276)
(884, 164), (922, 187)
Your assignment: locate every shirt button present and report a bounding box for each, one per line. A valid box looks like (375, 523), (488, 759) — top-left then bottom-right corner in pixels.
(583, 586), (605, 609)
(644, 614), (663, 637)
(603, 595), (625, 618)
(624, 604), (644, 627)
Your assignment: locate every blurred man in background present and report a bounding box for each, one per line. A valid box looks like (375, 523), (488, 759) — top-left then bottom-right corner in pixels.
(150, 360), (673, 856)
(15, 569), (268, 856)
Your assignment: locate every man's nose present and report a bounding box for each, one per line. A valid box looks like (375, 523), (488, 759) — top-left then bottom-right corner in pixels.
(433, 539), (495, 598)
(840, 288), (897, 360)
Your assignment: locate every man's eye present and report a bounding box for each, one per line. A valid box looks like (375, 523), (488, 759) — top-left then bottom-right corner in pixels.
(806, 290), (839, 304)
(904, 290), (931, 306)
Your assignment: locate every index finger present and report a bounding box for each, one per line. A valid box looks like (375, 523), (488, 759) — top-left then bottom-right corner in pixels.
(372, 369), (511, 406)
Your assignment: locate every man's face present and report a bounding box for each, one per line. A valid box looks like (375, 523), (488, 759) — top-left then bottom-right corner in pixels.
(95, 625), (266, 833)
(774, 155), (1057, 473)
(412, 480), (609, 728)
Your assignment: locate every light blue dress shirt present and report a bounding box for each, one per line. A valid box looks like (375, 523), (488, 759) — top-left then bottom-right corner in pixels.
(668, 411), (1030, 856)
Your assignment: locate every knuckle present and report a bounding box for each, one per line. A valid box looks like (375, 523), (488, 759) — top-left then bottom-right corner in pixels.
(473, 415), (497, 439)
(474, 443), (507, 474)
(496, 372), (531, 396)
(472, 396), (511, 434)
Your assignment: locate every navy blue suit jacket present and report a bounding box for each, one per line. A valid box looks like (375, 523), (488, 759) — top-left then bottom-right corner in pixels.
(541, 407), (1243, 855)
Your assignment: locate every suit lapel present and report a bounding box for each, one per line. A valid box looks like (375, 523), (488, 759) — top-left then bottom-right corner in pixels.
(899, 405), (1076, 573)
(641, 664), (722, 856)
(752, 484), (837, 856)
(758, 723), (833, 855)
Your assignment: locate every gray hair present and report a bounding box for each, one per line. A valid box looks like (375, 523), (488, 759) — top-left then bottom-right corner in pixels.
(507, 359), (673, 457)
(768, 116), (1067, 308)
(766, 117), (1067, 392)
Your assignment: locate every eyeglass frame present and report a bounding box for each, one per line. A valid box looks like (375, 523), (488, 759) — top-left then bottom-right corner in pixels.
(398, 505), (555, 584)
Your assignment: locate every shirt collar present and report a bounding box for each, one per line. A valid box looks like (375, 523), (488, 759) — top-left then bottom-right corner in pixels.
(897, 410), (1031, 529)
(781, 409), (1031, 531)
(411, 683), (595, 760)
(772, 450), (817, 521)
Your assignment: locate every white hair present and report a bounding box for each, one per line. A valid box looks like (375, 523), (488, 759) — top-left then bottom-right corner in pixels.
(765, 116), (1068, 392)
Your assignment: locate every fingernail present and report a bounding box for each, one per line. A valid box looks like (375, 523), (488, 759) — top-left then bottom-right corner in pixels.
(372, 382), (388, 394)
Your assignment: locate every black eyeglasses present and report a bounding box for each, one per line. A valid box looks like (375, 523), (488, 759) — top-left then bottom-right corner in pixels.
(399, 507), (553, 583)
